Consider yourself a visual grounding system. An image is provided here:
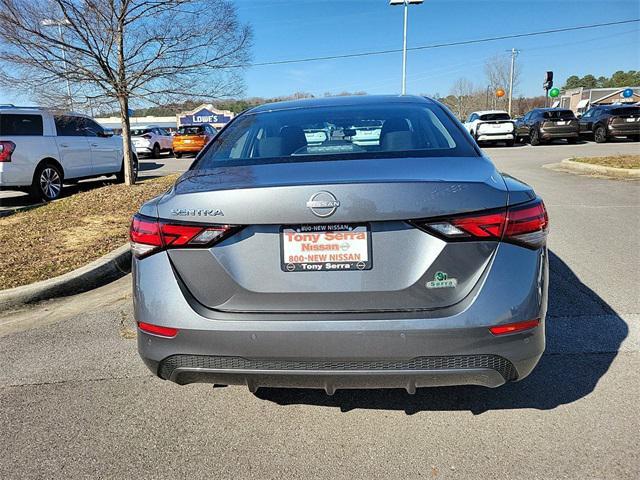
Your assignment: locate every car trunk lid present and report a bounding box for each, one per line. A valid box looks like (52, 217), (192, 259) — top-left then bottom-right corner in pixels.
(159, 156), (511, 313)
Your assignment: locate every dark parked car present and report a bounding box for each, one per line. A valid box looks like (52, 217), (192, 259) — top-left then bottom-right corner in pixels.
(578, 105), (640, 143)
(515, 108), (579, 145)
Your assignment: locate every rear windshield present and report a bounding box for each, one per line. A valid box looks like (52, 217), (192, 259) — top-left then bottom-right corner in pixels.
(0, 114), (44, 136)
(177, 126), (204, 135)
(132, 128), (152, 135)
(610, 107), (640, 116)
(480, 113), (511, 121)
(543, 110), (575, 120)
(195, 103), (476, 169)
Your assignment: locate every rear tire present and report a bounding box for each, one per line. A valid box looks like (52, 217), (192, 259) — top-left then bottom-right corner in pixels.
(174, 152), (182, 158)
(594, 125), (607, 143)
(116, 156), (139, 183)
(30, 162), (63, 202)
(530, 128), (542, 146)
(151, 143), (161, 159)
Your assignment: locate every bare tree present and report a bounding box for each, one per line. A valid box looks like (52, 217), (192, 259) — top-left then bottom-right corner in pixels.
(0, 0), (252, 184)
(448, 77), (475, 119)
(484, 54), (520, 110)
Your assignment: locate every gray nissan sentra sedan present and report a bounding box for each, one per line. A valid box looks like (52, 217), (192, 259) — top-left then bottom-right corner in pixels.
(131, 95), (548, 393)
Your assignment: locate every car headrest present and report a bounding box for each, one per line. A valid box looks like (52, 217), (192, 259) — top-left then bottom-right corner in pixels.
(380, 118), (414, 150)
(381, 131), (415, 151)
(257, 137), (283, 158)
(280, 125), (307, 155)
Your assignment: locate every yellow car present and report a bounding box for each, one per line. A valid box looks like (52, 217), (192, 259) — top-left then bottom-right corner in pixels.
(172, 124), (217, 158)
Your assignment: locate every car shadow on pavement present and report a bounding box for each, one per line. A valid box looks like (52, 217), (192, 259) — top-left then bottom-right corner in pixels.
(138, 161), (164, 171)
(255, 250), (628, 415)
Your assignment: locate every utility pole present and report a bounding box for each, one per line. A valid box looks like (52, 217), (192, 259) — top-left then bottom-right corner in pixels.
(507, 48), (519, 116)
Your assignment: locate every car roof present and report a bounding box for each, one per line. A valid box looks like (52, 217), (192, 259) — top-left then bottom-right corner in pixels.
(472, 110), (509, 115)
(247, 95), (434, 114)
(533, 107), (572, 112)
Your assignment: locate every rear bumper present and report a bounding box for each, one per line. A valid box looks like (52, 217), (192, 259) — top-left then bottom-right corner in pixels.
(477, 133), (514, 141)
(173, 145), (204, 153)
(134, 243), (548, 391)
(540, 129), (579, 139)
(608, 126), (640, 136)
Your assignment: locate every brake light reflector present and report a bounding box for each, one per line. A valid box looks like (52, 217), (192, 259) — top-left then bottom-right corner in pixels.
(489, 319), (540, 335)
(137, 321), (178, 338)
(0, 141), (16, 162)
(129, 214), (238, 258)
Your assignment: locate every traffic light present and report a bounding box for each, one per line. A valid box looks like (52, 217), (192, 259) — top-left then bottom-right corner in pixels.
(543, 71), (554, 90)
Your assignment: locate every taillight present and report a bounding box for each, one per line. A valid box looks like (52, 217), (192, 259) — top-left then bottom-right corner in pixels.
(414, 198), (548, 249)
(0, 141), (16, 162)
(142, 134), (152, 139)
(129, 213), (240, 258)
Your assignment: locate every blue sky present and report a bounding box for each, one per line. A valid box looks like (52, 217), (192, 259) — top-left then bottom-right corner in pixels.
(1, 0), (639, 105)
(238, 0), (639, 98)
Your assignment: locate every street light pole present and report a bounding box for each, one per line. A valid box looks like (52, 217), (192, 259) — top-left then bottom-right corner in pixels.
(390, 0), (423, 95)
(401, 2), (408, 95)
(41, 18), (73, 111)
(507, 48), (519, 116)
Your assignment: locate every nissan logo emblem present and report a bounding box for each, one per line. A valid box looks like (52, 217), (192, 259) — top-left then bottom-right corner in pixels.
(306, 191), (340, 218)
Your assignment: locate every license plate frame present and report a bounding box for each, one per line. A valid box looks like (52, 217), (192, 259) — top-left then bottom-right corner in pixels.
(280, 224), (372, 272)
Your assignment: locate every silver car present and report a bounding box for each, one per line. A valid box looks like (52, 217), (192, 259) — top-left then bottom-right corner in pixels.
(131, 95), (548, 393)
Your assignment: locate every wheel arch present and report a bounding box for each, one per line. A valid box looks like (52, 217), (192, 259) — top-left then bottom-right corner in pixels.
(33, 157), (65, 181)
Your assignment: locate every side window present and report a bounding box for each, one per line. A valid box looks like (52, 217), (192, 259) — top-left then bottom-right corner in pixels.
(54, 116), (85, 136)
(469, 114), (478, 122)
(582, 109), (593, 118)
(0, 114), (44, 136)
(522, 113), (531, 122)
(79, 118), (104, 137)
(158, 128), (169, 136)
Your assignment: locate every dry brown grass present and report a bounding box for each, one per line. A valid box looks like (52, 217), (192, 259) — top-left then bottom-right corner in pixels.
(572, 155), (640, 169)
(0, 175), (178, 289)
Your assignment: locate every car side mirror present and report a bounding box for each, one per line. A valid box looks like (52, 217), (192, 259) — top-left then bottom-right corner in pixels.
(576, 113), (582, 119)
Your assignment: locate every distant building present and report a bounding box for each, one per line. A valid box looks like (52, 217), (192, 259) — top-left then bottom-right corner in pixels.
(556, 87), (640, 113)
(95, 103), (235, 133)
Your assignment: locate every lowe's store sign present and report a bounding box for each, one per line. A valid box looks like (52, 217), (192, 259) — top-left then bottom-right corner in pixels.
(178, 107), (233, 126)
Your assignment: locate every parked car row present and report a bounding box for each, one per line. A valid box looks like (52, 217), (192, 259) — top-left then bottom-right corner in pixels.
(0, 105), (136, 201)
(131, 123), (218, 158)
(463, 105), (640, 147)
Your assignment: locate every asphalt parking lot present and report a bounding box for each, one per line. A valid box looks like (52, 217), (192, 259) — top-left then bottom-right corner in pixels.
(1, 140), (639, 479)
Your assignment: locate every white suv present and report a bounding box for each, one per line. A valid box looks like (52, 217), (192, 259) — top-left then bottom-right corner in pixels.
(0, 106), (136, 201)
(463, 110), (516, 146)
(131, 125), (173, 158)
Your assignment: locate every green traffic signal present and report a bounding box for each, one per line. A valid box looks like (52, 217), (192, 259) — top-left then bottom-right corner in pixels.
(549, 87), (560, 98)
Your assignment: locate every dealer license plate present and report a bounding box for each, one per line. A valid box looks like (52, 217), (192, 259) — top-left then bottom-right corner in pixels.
(280, 224), (372, 272)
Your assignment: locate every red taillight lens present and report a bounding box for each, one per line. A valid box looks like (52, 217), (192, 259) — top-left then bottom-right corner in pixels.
(137, 321), (178, 338)
(489, 319), (540, 335)
(0, 141), (16, 162)
(129, 214), (238, 258)
(504, 200), (549, 248)
(417, 198), (548, 249)
(451, 211), (506, 238)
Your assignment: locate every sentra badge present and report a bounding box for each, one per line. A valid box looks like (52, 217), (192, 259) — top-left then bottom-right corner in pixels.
(170, 208), (224, 217)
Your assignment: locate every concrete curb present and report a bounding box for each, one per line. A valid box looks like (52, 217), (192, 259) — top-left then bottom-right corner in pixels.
(544, 159), (640, 179)
(0, 244), (131, 313)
